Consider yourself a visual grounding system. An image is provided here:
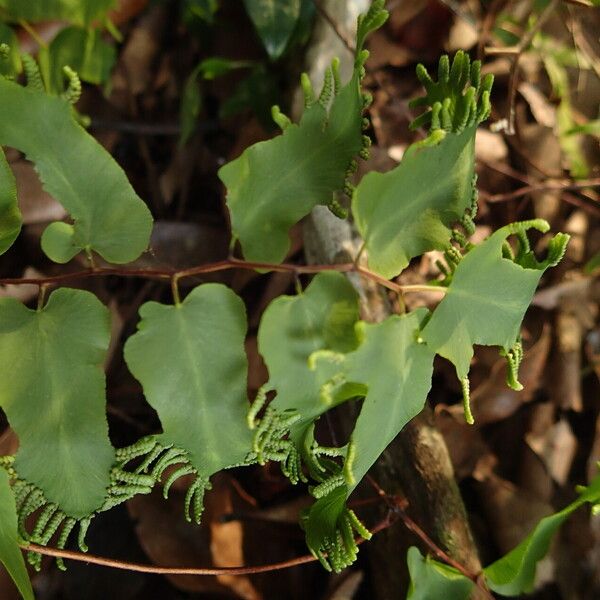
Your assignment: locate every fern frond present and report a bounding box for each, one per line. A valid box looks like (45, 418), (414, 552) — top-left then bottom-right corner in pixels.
(500, 337), (524, 391)
(461, 377), (474, 425)
(60, 66), (82, 105)
(250, 405), (306, 484)
(409, 50), (494, 133)
(21, 54), (44, 91)
(303, 501), (371, 573)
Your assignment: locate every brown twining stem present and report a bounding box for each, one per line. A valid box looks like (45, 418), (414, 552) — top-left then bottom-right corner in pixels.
(0, 258), (447, 297)
(485, 177), (600, 203)
(366, 476), (494, 599)
(478, 160), (600, 216)
(22, 514), (395, 576)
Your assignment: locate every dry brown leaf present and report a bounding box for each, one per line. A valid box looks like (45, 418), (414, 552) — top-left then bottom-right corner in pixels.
(552, 303), (584, 412)
(526, 417), (577, 487)
(518, 82), (557, 129)
(128, 474), (260, 598)
(476, 474), (554, 557)
(434, 409), (492, 479)
(112, 6), (167, 98)
(205, 477), (262, 600)
(475, 129), (508, 163)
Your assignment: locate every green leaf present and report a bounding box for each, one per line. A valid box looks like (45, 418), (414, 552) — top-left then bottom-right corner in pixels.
(124, 284), (253, 480)
(352, 126), (477, 279)
(0, 289), (114, 517)
(198, 57), (253, 80)
(0, 470), (34, 600)
(406, 547), (473, 600)
(250, 271), (360, 487)
(0, 76), (153, 263)
(484, 474), (600, 596)
(0, 0), (115, 27)
(219, 64), (279, 128)
(352, 51), (494, 280)
(183, 0), (219, 23)
(301, 310), (435, 571)
(0, 147), (21, 254)
(584, 251), (600, 274)
(342, 309), (435, 490)
(421, 220), (569, 381)
(180, 58), (252, 145)
(180, 70), (203, 146)
(219, 1), (387, 264)
(48, 26), (116, 91)
(219, 70), (363, 263)
(567, 119), (600, 138)
(259, 271), (360, 422)
(243, 0), (301, 60)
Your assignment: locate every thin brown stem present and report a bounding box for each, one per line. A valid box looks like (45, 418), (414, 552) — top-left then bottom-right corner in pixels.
(485, 177), (600, 203)
(23, 514), (394, 576)
(0, 258), (448, 297)
(393, 503), (495, 600)
(365, 476), (493, 599)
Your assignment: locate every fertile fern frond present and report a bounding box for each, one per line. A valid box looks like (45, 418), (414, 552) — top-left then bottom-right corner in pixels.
(409, 50), (493, 133)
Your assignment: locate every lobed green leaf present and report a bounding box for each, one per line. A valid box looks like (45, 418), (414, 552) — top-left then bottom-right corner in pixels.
(341, 309), (435, 490)
(421, 220), (569, 381)
(0, 289), (115, 517)
(218, 1), (388, 264)
(124, 284), (253, 482)
(352, 126), (477, 279)
(0, 75), (153, 263)
(303, 309), (435, 570)
(259, 271), (361, 422)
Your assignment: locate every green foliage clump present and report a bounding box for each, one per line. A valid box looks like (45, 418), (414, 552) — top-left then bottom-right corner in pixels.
(0, 1), (579, 597)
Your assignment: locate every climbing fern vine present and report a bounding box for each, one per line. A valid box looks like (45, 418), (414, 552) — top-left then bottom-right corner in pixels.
(0, 2), (594, 599)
